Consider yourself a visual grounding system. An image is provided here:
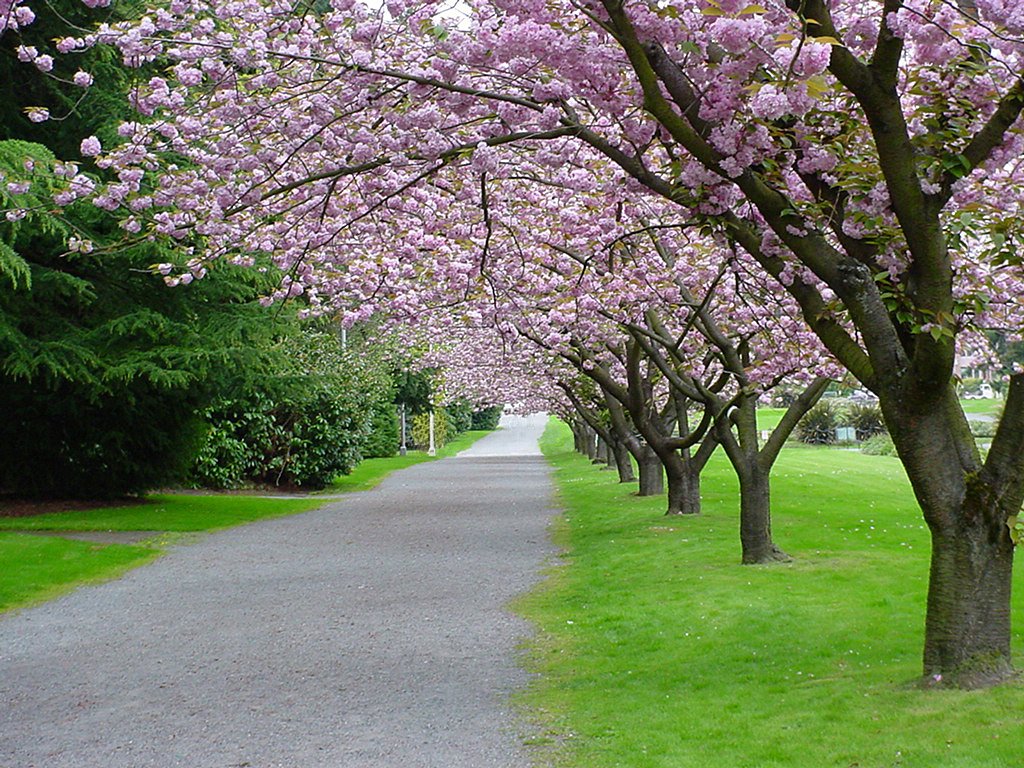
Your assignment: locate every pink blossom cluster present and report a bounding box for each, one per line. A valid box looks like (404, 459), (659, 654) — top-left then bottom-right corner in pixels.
(2, 1), (1023, 403)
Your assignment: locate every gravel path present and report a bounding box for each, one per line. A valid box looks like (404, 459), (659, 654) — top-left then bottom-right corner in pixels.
(0, 414), (556, 768)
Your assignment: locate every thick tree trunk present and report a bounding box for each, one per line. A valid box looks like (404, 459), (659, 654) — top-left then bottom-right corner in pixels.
(923, 521), (1014, 687)
(737, 464), (789, 564)
(637, 446), (663, 496)
(883, 380), (1024, 686)
(593, 437), (608, 465)
(664, 453), (700, 516)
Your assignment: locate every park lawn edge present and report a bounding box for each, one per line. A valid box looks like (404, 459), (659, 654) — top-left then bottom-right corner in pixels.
(0, 534), (163, 615)
(0, 428), (495, 613)
(517, 417), (1024, 768)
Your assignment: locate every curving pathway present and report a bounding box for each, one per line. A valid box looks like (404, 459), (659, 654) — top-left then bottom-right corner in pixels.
(0, 413), (556, 768)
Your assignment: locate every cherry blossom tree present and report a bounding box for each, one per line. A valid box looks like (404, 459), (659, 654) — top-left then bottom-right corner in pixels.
(5, 0), (1024, 685)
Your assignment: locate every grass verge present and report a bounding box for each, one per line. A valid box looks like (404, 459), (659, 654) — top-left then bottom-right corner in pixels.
(518, 419), (1024, 768)
(0, 494), (328, 532)
(0, 428), (495, 613)
(0, 533), (160, 612)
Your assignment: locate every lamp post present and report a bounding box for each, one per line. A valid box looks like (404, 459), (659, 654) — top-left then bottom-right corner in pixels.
(428, 410), (436, 456)
(399, 402), (407, 456)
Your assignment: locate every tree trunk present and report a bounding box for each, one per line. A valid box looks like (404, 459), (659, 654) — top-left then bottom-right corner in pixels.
(636, 446), (663, 496)
(737, 464), (789, 563)
(923, 521), (1014, 687)
(612, 439), (636, 483)
(664, 452), (700, 516)
(600, 438), (617, 469)
(582, 426), (598, 460)
(593, 436), (608, 464)
(571, 422), (586, 455)
(882, 380), (1024, 687)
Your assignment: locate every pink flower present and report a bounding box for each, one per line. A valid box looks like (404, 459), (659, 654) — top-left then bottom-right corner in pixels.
(73, 71), (94, 88)
(80, 136), (102, 156)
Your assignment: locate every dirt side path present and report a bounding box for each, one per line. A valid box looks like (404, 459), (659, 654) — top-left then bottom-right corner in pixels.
(0, 414), (556, 768)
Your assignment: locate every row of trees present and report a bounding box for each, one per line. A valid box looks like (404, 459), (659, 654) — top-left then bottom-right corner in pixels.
(4, 0), (1024, 686)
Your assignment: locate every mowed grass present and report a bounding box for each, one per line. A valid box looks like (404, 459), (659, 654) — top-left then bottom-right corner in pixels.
(519, 420), (1024, 768)
(0, 429), (494, 613)
(0, 533), (160, 612)
(0, 494), (328, 532)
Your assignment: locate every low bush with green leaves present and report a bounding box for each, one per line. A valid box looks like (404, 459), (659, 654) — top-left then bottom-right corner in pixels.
(860, 432), (898, 457)
(361, 401), (400, 459)
(190, 326), (388, 490)
(411, 410), (450, 449)
(471, 405), (503, 430)
(843, 402), (886, 441)
(796, 400), (843, 445)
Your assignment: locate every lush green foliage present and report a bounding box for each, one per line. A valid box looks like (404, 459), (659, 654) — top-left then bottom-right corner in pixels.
(190, 326), (389, 489)
(411, 410), (449, 449)
(362, 401), (400, 459)
(861, 433), (899, 457)
(446, 401), (474, 434)
(471, 405), (503, 430)
(0, 0), (304, 497)
(795, 400), (842, 445)
(520, 421), (1024, 768)
(392, 368), (434, 414)
(842, 402), (886, 441)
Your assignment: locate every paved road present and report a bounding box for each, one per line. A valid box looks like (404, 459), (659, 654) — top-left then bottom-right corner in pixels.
(0, 414), (555, 768)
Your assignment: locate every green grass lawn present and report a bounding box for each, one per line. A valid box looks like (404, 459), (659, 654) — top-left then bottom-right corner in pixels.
(960, 397), (1003, 417)
(0, 533), (160, 612)
(0, 428), (494, 613)
(520, 420), (1024, 768)
(0, 494), (328, 532)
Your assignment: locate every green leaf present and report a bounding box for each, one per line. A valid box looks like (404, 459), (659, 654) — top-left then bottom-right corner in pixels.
(0, 241), (31, 290)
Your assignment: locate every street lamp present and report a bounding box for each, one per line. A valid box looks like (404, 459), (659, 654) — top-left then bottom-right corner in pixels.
(399, 402), (408, 456)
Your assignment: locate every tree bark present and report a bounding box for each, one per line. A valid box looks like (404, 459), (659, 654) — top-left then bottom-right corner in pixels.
(884, 378), (1024, 686)
(737, 463), (789, 563)
(582, 426), (598, 460)
(611, 438), (636, 483)
(664, 450), (701, 516)
(923, 522), (1014, 687)
(636, 446), (663, 496)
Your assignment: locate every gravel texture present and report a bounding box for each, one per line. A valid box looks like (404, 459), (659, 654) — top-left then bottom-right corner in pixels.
(0, 413), (556, 768)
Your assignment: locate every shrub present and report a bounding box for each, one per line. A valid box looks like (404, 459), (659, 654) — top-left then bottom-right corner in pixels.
(796, 400), (843, 445)
(471, 405), (503, 430)
(861, 433), (898, 457)
(411, 410), (449, 449)
(191, 376), (370, 490)
(361, 401), (399, 459)
(844, 403), (886, 441)
(445, 401), (473, 435)
(968, 418), (998, 439)
(0, 378), (207, 497)
(190, 327), (385, 490)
